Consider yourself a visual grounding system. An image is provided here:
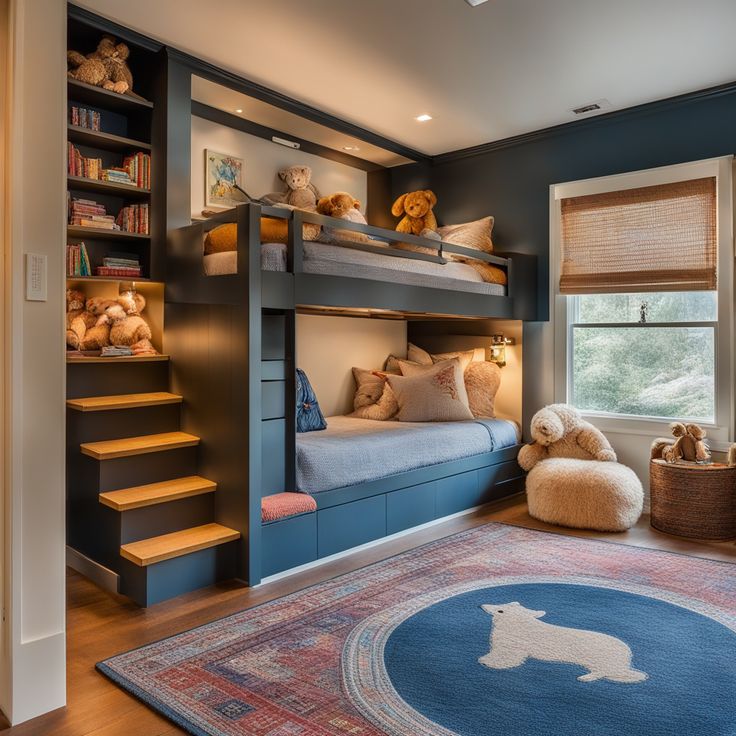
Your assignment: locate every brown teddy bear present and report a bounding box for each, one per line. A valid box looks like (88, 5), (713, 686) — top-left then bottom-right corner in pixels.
(659, 422), (710, 463)
(263, 166), (320, 210)
(107, 293), (155, 352)
(517, 403), (617, 472)
(81, 296), (120, 350)
(66, 289), (97, 350)
(391, 190), (439, 236)
(68, 36), (134, 96)
(316, 191), (369, 243)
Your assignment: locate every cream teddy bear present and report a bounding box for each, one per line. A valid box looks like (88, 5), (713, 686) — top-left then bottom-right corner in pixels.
(517, 403), (617, 472)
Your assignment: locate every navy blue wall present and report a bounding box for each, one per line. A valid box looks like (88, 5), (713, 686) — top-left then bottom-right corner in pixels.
(391, 86), (736, 321)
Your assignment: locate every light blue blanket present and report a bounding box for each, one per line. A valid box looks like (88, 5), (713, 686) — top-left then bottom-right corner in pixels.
(296, 416), (519, 494)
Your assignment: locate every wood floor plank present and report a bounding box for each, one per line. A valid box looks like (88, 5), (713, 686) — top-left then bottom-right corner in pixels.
(2, 498), (733, 735)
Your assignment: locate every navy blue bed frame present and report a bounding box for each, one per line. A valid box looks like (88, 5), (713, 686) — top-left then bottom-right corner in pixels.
(166, 205), (534, 584)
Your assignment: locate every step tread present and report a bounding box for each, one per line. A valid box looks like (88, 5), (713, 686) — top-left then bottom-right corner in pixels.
(80, 431), (200, 460)
(67, 392), (182, 412)
(120, 523), (240, 566)
(99, 476), (217, 511)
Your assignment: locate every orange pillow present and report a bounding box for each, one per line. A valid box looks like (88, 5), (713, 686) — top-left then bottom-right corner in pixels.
(203, 218), (321, 255)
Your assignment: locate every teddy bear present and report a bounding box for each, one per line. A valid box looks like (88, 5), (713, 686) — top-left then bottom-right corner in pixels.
(66, 289), (97, 350)
(67, 36), (134, 96)
(517, 403), (617, 472)
(657, 422), (710, 463)
(391, 190), (439, 237)
(80, 296), (120, 351)
(316, 191), (370, 243)
(107, 292), (155, 353)
(262, 166), (320, 210)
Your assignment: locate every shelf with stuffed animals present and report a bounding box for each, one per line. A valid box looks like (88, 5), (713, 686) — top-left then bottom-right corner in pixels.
(65, 279), (165, 362)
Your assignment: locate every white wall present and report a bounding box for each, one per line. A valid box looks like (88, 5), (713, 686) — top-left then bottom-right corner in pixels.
(190, 116), (367, 217)
(296, 315), (407, 417)
(1, 0), (66, 723)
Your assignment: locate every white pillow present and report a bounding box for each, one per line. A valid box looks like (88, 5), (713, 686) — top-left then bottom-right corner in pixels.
(464, 361), (501, 418)
(398, 357), (471, 408)
(387, 361), (474, 422)
(408, 342), (432, 365)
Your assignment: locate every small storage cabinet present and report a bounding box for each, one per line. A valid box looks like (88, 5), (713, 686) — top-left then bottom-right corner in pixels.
(649, 459), (736, 540)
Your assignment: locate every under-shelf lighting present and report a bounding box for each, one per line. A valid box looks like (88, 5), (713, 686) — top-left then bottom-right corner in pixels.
(489, 333), (514, 368)
(235, 108), (243, 113)
(415, 113), (433, 122)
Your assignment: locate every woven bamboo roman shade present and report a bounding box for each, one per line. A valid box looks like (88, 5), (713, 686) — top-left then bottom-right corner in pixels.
(559, 177), (717, 294)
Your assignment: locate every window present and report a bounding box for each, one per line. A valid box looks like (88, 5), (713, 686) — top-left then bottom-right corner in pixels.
(551, 158), (733, 439)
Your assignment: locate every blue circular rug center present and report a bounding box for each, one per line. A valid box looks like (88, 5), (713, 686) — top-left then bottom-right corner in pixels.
(382, 583), (736, 736)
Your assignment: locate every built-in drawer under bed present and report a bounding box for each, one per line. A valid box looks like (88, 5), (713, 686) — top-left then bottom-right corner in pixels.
(204, 241), (507, 296)
(296, 415), (520, 494)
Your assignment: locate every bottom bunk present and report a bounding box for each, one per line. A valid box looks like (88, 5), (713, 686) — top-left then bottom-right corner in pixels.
(260, 416), (523, 579)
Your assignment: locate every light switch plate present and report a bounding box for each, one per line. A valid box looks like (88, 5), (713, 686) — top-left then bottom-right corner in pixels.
(25, 253), (47, 301)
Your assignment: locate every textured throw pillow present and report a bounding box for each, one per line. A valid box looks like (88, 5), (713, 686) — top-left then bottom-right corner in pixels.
(437, 216), (507, 286)
(429, 349), (477, 372)
(408, 342), (432, 365)
(464, 361), (501, 418)
(350, 367), (399, 420)
(397, 358), (471, 409)
(387, 361), (474, 422)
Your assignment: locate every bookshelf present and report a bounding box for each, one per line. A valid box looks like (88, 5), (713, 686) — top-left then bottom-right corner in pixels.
(66, 55), (155, 281)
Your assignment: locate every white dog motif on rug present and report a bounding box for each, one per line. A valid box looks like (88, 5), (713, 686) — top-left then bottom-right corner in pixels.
(479, 602), (648, 683)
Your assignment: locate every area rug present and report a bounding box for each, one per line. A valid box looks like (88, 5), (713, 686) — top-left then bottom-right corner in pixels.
(98, 523), (736, 736)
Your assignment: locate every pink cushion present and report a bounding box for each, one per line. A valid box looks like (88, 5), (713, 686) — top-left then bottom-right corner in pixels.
(262, 492), (317, 522)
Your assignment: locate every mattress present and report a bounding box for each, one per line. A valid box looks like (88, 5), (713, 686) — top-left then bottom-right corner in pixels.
(296, 415), (520, 493)
(203, 241), (506, 296)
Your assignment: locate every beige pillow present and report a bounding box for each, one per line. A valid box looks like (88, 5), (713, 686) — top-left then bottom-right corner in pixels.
(465, 361), (501, 418)
(387, 361), (474, 422)
(408, 342), (432, 365)
(432, 347), (486, 364)
(351, 367), (398, 420)
(436, 216), (507, 285)
(397, 358), (470, 409)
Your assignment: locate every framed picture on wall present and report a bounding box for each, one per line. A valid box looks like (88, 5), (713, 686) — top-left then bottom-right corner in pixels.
(205, 149), (245, 209)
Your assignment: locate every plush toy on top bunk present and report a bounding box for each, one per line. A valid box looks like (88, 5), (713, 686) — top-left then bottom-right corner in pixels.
(391, 189), (440, 239)
(67, 35), (137, 97)
(316, 191), (370, 243)
(262, 165), (321, 210)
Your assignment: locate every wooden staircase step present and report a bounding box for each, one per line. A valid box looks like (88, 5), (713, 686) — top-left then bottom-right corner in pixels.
(67, 391), (182, 412)
(80, 431), (200, 460)
(99, 476), (217, 511)
(120, 523), (240, 566)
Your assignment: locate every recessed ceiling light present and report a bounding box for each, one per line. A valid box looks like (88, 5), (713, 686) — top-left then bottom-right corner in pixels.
(464, 0), (489, 5)
(235, 108), (243, 113)
(343, 145), (360, 151)
(415, 114), (433, 122)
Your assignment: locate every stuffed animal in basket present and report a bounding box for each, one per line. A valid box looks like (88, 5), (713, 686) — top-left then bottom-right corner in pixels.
(517, 403), (617, 472)
(317, 191), (369, 243)
(67, 36), (134, 96)
(262, 165), (320, 210)
(653, 422), (711, 463)
(391, 189), (439, 237)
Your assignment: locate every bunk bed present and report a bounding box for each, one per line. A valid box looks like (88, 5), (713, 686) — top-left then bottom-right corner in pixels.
(166, 204), (536, 584)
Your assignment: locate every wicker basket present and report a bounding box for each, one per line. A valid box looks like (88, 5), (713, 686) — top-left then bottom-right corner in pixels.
(650, 459), (736, 540)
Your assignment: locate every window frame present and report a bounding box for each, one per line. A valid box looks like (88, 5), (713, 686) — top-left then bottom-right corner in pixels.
(550, 157), (734, 444)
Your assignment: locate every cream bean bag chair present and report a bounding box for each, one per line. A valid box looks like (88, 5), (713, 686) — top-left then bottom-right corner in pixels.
(518, 404), (643, 532)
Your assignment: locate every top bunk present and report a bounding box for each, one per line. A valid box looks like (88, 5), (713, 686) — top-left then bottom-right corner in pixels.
(167, 203), (537, 321)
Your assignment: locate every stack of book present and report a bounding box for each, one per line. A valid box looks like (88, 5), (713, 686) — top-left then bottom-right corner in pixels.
(68, 198), (120, 230)
(101, 346), (133, 358)
(70, 106), (101, 131)
(68, 143), (103, 180)
(66, 242), (92, 277)
(116, 203), (149, 235)
(122, 152), (151, 189)
(95, 254), (142, 278)
(101, 168), (134, 186)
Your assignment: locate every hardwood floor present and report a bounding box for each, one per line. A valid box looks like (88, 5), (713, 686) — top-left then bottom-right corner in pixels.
(1, 496), (734, 735)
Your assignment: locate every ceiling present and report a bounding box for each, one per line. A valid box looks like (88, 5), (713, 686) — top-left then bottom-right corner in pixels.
(79, 0), (736, 157)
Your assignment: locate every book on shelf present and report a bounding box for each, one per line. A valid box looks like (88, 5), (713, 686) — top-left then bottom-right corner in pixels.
(67, 143), (103, 180)
(95, 267), (142, 277)
(67, 143), (150, 190)
(116, 203), (149, 235)
(70, 106), (101, 131)
(66, 242), (92, 277)
(122, 152), (151, 189)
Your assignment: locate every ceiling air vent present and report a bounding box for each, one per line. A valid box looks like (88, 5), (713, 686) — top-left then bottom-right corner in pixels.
(571, 99), (613, 117)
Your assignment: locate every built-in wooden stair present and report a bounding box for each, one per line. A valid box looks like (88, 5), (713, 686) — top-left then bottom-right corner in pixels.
(66, 371), (240, 606)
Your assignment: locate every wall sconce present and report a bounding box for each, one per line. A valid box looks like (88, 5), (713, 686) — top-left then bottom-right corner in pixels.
(489, 334), (514, 368)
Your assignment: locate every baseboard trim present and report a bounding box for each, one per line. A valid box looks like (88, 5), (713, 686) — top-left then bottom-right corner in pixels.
(257, 496), (522, 587)
(66, 547), (119, 595)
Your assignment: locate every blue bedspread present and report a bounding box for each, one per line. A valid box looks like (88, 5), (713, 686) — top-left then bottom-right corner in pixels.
(296, 415), (520, 494)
